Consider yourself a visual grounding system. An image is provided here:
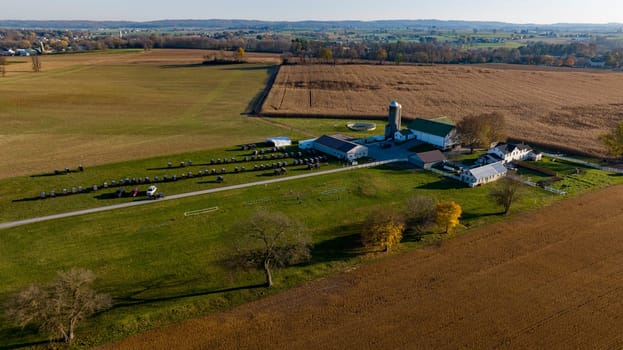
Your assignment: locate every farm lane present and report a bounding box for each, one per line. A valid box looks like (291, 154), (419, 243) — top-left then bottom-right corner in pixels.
(0, 159), (404, 231)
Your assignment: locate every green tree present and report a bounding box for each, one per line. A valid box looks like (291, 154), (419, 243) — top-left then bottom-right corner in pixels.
(361, 209), (405, 252)
(231, 210), (312, 288)
(489, 177), (522, 215)
(435, 201), (462, 234)
(599, 121), (623, 157)
(5, 268), (111, 344)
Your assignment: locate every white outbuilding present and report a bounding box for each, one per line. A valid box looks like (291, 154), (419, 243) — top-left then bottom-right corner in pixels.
(266, 136), (292, 148)
(460, 162), (508, 187)
(312, 135), (368, 161)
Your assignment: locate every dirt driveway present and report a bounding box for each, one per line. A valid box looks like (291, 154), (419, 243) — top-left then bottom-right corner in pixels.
(103, 184), (623, 350)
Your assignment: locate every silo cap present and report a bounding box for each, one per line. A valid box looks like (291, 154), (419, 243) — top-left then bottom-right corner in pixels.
(389, 101), (402, 108)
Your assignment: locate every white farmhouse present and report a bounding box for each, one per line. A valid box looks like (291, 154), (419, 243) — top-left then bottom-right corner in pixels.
(487, 142), (542, 164)
(409, 117), (458, 150)
(312, 135), (368, 161)
(460, 162), (508, 187)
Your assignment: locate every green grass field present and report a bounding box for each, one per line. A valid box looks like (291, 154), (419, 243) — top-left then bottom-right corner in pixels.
(0, 162), (559, 348)
(0, 60), (287, 179)
(0, 144), (342, 223)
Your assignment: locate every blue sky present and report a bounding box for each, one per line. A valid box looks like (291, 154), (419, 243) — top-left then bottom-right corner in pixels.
(3, 0), (623, 24)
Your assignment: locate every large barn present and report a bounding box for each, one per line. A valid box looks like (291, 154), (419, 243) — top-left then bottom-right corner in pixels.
(312, 135), (368, 161)
(409, 117), (458, 150)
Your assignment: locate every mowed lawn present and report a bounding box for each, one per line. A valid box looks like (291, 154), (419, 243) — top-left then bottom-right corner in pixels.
(0, 165), (556, 348)
(0, 57), (282, 179)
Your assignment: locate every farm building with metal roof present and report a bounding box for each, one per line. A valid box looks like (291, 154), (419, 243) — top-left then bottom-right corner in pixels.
(313, 135), (368, 161)
(460, 161), (508, 187)
(409, 117), (458, 150)
(409, 150), (447, 169)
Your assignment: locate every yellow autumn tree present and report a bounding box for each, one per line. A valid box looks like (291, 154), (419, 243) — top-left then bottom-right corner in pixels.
(435, 201), (462, 234)
(234, 47), (245, 62)
(361, 209), (405, 252)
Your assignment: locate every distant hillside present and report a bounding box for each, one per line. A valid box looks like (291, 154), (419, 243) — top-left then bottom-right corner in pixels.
(1, 19), (622, 31)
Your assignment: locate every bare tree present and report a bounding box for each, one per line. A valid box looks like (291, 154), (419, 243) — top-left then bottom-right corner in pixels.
(405, 195), (437, 237)
(231, 210), (312, 287)
(0, 56), (7, 77)
(31, 55), (42, 72)
(457, 112), (506, 152)
(599, 121), (623, 157)
(489, 177), (523, 215)
(6, 268), (111, 343)
(376, 47), (388, 65)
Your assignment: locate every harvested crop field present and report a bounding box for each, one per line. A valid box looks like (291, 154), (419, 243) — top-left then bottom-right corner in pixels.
(2, 49), (280, 77)
(263, 64), (623, 155)
(0, 49), (282, 179)
(104, 184), (623, 349)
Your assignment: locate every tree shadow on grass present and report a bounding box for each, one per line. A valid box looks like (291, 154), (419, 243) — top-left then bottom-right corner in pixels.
(311, 234), (363, 264)
(375, 162), (418, 172)
(29, 172), (68, 178)
(223, 65), (275, 71)
(311, 225), (365, 264)
(111, 278), (265, 309)
(12, 196), (42, 203)
(460, 211), (503, 221)
(0, 334), (49, 350)
(416, 178), (465, 190)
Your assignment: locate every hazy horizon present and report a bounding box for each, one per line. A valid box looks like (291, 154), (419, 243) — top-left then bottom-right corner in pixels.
(3, 0), (623, 25)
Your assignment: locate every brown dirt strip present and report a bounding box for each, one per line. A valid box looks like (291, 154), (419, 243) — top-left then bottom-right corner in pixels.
(102, 184), (623, 350)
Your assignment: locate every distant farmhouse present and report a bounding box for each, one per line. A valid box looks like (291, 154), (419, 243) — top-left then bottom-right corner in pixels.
(301, 134), (368, 162)
(460, 162), (508, 187)
(408, 117), (458, 150)
(478, 142), (542, 165)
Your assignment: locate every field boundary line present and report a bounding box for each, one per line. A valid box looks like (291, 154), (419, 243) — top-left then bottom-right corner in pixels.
(543, 152), (623, 174)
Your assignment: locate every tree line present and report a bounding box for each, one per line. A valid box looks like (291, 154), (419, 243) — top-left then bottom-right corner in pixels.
(3, 28), (623, 68)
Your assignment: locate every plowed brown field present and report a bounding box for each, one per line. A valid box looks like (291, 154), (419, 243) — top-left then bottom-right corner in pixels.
(263, 64), (623, 154)
(103, 184), (623, 350)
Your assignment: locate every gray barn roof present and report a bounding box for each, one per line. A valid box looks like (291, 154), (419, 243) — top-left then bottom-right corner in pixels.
(314, 135), (361, 153)
(469, 162), (507, 180)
